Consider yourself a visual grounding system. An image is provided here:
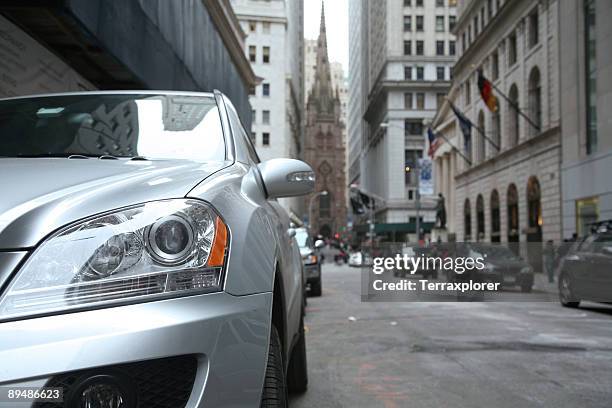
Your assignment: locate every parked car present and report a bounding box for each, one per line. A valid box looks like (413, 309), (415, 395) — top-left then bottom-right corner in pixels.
(557, 220), (612, 308)
(349, 251), (363, 267)
(295, 227), (324, 296)
(467, 243), (534, 292)
(0, 91), (313, 407)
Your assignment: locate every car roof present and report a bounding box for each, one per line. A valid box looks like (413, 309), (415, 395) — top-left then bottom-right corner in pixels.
(0, 90), (216, 102)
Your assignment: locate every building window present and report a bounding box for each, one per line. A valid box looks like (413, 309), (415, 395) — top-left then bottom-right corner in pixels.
(585, 0), (597, 154)
(249, 86), (256, 96)
(488, 0), (493, 19)
(477, 111), (485, 162)
(404, 0), (411, 6)
(262, 110), (270, 125)
(507, 184), (519, 243)
(416, 66), (424, 80)
(474, 16), (479, 35)
(416, 40), (424, 55)
(416, 15), (424, 31)
(416, 93), (425, 109)
(449, 41), (456, 55)
(249, 21), (256, 32)
(404, 65), (413, 80)
(490, 190), (501, 242)
(481, 7), (486, 28)
(404, 92), (413, 109)
(436, 66), (445, 80)
(249, 45), (256, 62)
(262, 21), (271, 34)
(492, 111), (501, 153)
(464, 199), (472, 241)
(449, 0), (457, 6)
(491, 51), (499, 80)
(405, 150), (422, 185)
(251, 132), (256, 144)
(404, 15), (412, 32)
(436, 41), (444, 55)
(508, 84), (519, 146)
(262, 132), (270, 146)
(465, 79), (471, 104)
(436, 16), (445, 32)
(262, 83), (270, 97)
(576, 197), (599, 237)
(263, 46), (270, 63)
(449, 15), (457, 31)
(319, 193), (331, 219)
(416, 0), (423, 6)
(404, 40), (412, 55)
(508, 33), (517, 66)
(405, 120), (423, 136)
(462, 32), (467, 53)
(252, 109), (256, 123)
(436, 0), (444, 6)
(528, 8), (539, 48)
(528, 67), (542, 135)
(476, 195), (485, 241)
(436, 93), (445, 109)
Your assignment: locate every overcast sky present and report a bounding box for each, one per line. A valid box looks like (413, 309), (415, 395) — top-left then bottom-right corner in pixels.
(304, 0), (349, 76)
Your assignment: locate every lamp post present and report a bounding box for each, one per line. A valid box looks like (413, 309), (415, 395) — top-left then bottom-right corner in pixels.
(381, 121), (422, 243)
(308, 190), (328, 230)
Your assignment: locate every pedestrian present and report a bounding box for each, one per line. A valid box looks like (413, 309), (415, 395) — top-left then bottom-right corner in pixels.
(544, 240), (556, 283)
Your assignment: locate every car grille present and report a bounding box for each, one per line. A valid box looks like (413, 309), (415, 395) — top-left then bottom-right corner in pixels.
(34, 355), (197, 408)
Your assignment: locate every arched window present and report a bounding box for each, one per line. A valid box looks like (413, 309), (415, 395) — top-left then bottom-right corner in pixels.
(477, 110), (486, 162)
(507, 183), (519, 244)
(490, 190), (501, 242)
(464, 199), (472, 241)
(528, 67), (542, 136)
(508, 84), (519, 147)
(476, 194), (485, 241)
(319, 191), (332, 219)
(526, 176), (543, 272)
(492, 110), (501, 153)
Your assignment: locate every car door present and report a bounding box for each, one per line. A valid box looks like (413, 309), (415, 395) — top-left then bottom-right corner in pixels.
(584, 234), (612, 302)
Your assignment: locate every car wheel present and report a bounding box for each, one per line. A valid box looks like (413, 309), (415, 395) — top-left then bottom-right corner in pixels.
(310, 279), (322, 297)
(559, 273), (580, 308)
(260, 326), (288, 408)
(287, 317), (308, 394)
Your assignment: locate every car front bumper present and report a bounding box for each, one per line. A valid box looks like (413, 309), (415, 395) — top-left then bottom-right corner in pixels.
(0, 291), (272, 408)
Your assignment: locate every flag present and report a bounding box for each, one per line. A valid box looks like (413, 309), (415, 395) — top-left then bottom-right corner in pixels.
(477, 69), (499, 112)
(427, 128), (441, 158)
(449, 101), (473, 152)
(350, 196), (365, 215)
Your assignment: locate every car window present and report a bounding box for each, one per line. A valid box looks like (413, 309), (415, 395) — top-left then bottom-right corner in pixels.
(295, 229), (312, 248)
(0, 94), (226, 161)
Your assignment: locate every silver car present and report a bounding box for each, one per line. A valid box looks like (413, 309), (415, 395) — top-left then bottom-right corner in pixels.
(0, 91), (312, 407)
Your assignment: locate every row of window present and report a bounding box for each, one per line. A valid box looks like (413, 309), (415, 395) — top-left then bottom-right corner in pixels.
(404, 65), (450, 81)
(404, 92), (447, 111)
(251, 132), (270, 147)
(248, 45), (271, 64)
(250, 83), (271, 97)
(404, 40), (455, 56)
(252, 109), (271, 125)
(403, 15), (456, 32)
(403, 0), (457, 7)
(245, 20), (271, 34)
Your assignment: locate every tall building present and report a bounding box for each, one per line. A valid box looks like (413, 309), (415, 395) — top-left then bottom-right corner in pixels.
(0, 0), (257, 125)
(348, 0), (366, 187)
(304, 3), (347, 238)
(359, 0), (457, 241)
(559, 0), (612, 238)
(231, 0), (304, 215)
(450, 0), (561, 274)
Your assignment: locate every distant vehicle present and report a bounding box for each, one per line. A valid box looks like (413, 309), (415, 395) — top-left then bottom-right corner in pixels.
(467, 244), (534, 292)
(349, 252), (363, 267)
(557, 220), (612, 308)
(296, 227), (324, 296)
(393, 246), (438, 279)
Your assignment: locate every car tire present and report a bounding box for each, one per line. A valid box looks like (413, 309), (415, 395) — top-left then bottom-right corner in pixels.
(559, 273), (580, 308)
(260, 326), (288, 408)
(310, 279), (322, 297)
(287, 317), (308, 394)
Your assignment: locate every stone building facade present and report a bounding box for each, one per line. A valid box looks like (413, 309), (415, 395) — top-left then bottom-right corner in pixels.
(304, 3), (347, 238)
(451, 0), (561, 255)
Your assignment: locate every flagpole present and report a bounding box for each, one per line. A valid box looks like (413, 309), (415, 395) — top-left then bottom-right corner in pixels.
(489, 81), (541, 133)
(436, 132), (472, 166)
(448, 99), (500, 151)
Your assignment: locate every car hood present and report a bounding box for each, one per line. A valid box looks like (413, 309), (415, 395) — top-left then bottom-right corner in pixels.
(0, 158), (228, 249)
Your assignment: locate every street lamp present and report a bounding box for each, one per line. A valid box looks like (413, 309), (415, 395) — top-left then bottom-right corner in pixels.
(380, 121), (422, 243)
(308, 190), (328, 230)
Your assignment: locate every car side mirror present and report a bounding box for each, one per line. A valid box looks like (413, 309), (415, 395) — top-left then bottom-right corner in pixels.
(315, 240), (325, 249)
(258, 159), (315, 198)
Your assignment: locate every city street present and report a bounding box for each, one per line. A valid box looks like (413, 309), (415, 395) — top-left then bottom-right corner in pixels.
(291, 262), (612, 408)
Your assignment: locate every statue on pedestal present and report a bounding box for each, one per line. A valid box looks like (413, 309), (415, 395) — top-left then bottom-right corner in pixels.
(435, 193), (446, 229)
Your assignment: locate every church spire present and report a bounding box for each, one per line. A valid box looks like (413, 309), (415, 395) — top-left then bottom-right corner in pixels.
(309, 0), (334, 113)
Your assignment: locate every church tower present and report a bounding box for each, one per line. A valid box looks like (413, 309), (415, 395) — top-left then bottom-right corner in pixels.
(304, 1), (346, 238)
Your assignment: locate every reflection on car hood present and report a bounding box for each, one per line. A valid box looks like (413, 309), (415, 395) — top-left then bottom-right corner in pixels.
(0, 158), (228, 249)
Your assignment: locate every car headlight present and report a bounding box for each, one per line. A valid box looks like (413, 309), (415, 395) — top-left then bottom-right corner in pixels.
(0, 199), (228, 320)
(304, 254), (318, 265)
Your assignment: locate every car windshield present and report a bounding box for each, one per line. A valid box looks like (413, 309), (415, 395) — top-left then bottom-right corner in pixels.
(295, 229), (310, 248)
(0, 93), (226, 161)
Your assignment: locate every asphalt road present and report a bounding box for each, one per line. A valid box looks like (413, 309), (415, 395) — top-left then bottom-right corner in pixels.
(290, 262), (612, 408)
